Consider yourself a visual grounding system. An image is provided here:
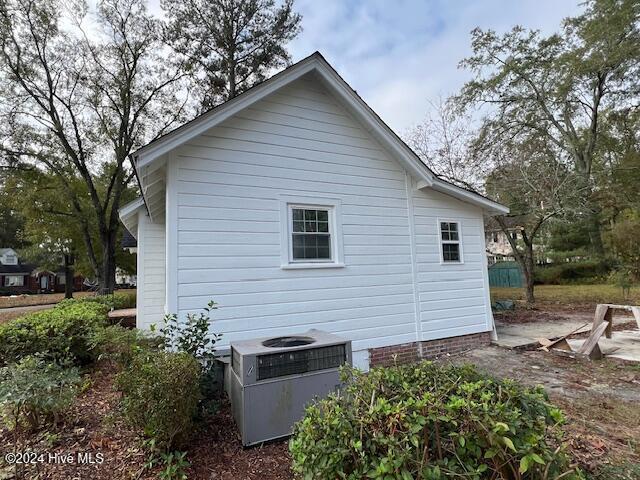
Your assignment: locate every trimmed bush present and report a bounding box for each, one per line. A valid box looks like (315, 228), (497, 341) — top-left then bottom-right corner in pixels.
(0, 355), (82, 430)
(58, 291), (137, 310)
(290, 362), (582, 480)
(0, 301), (109, 366)
(116, 350), (201, 450)
(90, 325), (162, 367)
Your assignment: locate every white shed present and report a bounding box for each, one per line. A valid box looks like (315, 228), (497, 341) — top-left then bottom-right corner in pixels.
(119, 52), (508, 371)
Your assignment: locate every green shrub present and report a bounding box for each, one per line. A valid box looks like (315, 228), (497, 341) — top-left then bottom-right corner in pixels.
(0, 356), (82, 430)
(535, 260), (611, 285)
(58, 291), (137, 310)
(90, 325), (162, 367)
(0, 301), (109, 365)
(116, 350), (201, 450)
(290, 362), (582, 480)
(156, 301), (223, 416)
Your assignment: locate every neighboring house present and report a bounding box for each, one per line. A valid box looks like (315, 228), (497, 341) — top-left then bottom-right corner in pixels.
(119, 52), (508, 371)
(484, 216), (548, 266)
(0, 248), (84, 295)
(117, 229), (138, 287)
(484, 219), (521, 265)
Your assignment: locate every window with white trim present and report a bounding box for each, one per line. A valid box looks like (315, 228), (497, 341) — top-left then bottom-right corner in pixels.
(439, 221), (462, 263)
(290, 206), (332, 261)
(4, 275), (24, 287)
(279, 196), (344, 269)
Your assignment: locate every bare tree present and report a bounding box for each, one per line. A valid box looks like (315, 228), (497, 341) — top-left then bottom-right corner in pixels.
(405, 98), (491, 192)
(485, 139), (583, 303)
(0, 0), (189, 293)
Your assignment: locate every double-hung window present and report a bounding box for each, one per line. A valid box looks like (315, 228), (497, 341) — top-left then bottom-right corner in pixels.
(439, 220), (462, 263)
(279, 196), (344, 269)
(291, 207), (331, 261)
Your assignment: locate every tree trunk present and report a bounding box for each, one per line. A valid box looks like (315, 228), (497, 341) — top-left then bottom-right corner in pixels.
(63, 253), (74, 299)
(98, 230), (117, 295)
(522, 242), (536, 304)
(587, 205), (604, 256)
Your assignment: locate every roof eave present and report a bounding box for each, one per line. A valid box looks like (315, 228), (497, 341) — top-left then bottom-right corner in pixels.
(424, 179), (510, 215)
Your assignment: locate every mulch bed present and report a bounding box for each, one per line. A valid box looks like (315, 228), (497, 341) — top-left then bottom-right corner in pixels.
(187, 406), (292, 480)
(0, 363), (293, 480)
(0, 365), (148, 480)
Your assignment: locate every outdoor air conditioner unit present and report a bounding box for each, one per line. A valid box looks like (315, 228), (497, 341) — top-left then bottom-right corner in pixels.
(229, 329), (352, 446)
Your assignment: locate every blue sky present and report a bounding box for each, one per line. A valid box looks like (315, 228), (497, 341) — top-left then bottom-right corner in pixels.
(287, 0), (583, 132)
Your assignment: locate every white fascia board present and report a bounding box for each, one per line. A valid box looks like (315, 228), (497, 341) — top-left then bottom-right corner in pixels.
(118, 197), (145, 239)
(135, 59), (318, 170)
(425, 179), (510, 215)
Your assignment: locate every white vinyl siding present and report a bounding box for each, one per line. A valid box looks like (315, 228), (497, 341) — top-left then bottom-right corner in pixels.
(154, 73), (493, 368)
(172, 76), (417, 353)
(411, 185), (492, 341)
(136, 213), (166, 329)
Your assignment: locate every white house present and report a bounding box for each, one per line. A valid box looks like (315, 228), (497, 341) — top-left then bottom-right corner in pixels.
(119, 52), (508, 370)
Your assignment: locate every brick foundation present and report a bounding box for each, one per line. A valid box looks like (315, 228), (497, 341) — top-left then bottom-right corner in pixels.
(368, 332), (491, 367)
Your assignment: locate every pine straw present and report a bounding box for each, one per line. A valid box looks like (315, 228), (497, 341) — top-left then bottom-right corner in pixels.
(0, 363), (292, 480)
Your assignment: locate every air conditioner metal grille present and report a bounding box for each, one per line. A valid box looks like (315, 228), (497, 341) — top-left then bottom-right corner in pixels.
(257, 344), (346, 380)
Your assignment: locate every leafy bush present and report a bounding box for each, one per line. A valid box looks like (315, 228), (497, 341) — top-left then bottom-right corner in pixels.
(0, 301), (109, 365)
(143, 442), (191, 480)
(535, 260), (611, 285)
(58, 291), (137, 310)
(0, 356), (82, 430)
(156, 301), (223, 415)
(90, 325), (162, 367)
(157, 300), (221, 363)
(290, 362), (582, 480)
(116, 350), (201, 450)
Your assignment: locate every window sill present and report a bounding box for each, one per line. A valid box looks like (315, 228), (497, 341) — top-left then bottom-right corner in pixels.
(281, 262), (345, 270)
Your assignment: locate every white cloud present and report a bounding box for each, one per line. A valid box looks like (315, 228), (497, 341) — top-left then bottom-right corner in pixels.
(289, 0), (584, 131)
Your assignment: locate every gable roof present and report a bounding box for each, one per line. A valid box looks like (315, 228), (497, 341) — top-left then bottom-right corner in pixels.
(130, 51), (508, 216)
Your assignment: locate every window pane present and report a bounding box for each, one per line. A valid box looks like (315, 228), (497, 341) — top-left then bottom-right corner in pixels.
(442, 243), (460, 262)
(449, 230), (459, 241)
(293, 235), (305, 247)
(304, 210), (317, 221)
(293, 220), (305, 232)
(317, 210), (328, 221)
(292, 233), (331, 260)
(292, 209), (303, 221)
(305, 221), (317, 232)
(441, 230), (450, 241)
(318, 221), (329, 233)
(316, 235), (330, 247)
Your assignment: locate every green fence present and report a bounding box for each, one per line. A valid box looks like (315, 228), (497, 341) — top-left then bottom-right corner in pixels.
(488, 261), (523, 288)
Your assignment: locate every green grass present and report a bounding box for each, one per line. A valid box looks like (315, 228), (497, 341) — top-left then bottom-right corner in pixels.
(491, 284), (640, 305)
